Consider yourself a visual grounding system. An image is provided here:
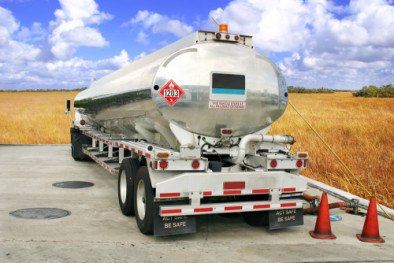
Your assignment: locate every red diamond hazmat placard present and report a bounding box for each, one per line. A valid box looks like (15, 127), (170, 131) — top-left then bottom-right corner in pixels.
(159, 79), (185, 106)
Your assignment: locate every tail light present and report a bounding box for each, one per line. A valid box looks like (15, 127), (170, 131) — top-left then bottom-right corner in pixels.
(191, 160), (200, 169)
(296, 160), (303, 168)
(159, 161), (168, 169)
(270, 160), (277, 168)
(215, 33), (222, 39)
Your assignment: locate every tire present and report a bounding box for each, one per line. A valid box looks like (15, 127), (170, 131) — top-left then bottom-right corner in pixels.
(118, 158), (140, 216)
(242, 211), (269, 227)
(70, 128), (91, 161)
(134, 166), (154, 235)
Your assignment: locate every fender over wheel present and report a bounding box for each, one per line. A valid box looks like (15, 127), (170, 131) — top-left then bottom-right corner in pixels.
(70, 127), (91, 161)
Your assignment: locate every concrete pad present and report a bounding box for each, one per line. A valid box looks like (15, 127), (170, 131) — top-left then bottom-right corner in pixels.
(0, 145), (393, 262)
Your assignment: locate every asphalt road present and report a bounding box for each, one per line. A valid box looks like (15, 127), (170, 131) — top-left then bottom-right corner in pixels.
(0, 145), (393, 262)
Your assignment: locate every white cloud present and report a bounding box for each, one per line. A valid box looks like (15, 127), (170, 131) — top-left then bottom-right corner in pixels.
(1, 48), (130, 89)
(209, 0), (394, 89)
(0, 4), (128, 90)
(136, 30), (149, 44)
(0, 6), (41, 62)
(48, 0), (112, 60)
(128, 10), (193, 38)
(16, 22), (46, 42)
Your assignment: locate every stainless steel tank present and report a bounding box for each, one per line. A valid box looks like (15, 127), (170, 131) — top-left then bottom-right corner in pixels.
(74, 30), (288, 146)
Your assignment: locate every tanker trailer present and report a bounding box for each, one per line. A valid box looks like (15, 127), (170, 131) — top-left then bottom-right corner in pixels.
(69, 26), (308, 236)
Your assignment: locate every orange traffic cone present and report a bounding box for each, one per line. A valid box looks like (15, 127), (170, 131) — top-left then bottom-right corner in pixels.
(356, 197), (385, 243)
(309, 192), (336, 239)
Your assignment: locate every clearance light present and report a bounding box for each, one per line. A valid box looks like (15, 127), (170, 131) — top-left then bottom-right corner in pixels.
(156, 152), (170, 158)
(80, 119), (86, 125)
(159, 161), (168, 169)
(297, 152), (308, 158)
(191, 160), (200, 169)
(270, 160), (277, 168)
(219, 24), (228, 32)
(221, 129), (233, 135)
(215, 33), (222, 39)
(296, 160), (303, 168)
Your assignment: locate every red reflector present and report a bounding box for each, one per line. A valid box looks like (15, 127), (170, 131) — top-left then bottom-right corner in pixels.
(162, 209), (182, 215)
(252, 189), (270, 194)
(159, 160), (168, 169)
(138, 150), (143, 156)
(215, 32), (221, 39)
(191, 160), (200, 169)
(270, 160), (277, 168)
(203, 191), (212, 196)
(304, 159), (308, 167)
(145, 153), (151, 158)
(194, 207), (213, 213)
(153, 160), (158, 170)
(224, 181), (245, 190)
(253, 204), (270, 209)
(224, 190), (242, 195)
(225, 206), (242, 211)
(234, 35), (239, 41)
(225, 34), (230, 40)
(282, 187), (296, 193)
(281, 202), (297, 207)
(296, 160), (303, 168)
(160, 192), (180, 198)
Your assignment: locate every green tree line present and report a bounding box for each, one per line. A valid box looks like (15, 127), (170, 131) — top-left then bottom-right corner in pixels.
(352, 84), (393, 98)
(288, 86), (336, 93)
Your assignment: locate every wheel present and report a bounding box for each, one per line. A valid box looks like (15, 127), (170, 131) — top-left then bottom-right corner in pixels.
(134, 166), (154, 235)
(118, 158), (140, 216)
(70, 127), (91, 161)
(242, 211), (269, 227)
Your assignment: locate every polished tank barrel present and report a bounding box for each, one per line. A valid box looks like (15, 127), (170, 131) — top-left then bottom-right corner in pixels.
(74, 31), (288, 146)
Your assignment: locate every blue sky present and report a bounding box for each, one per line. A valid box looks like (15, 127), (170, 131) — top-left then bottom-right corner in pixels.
(0, 0), (393, 90)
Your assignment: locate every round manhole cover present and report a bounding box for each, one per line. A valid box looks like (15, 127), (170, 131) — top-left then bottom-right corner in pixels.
(53, 181), (94, 189)
(9, 208), (71, 219)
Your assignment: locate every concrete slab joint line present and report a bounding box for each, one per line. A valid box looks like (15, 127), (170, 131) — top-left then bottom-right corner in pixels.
(0, 145), (393, 262)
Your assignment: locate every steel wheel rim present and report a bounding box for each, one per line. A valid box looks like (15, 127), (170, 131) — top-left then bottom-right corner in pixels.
(120, 170), (127, 204)
(136, 179), (146, 220)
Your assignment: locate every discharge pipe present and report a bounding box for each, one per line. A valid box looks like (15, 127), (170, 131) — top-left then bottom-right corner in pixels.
(232, 134), (295, 164)
(303, 202), (347, 214)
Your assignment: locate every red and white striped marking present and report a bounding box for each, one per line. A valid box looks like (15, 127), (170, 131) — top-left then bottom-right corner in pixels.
(82, 148), (117, 175)
(159, 201), (302, 216)
(157, 187), (298, 199)
(82, 130), (154, 160)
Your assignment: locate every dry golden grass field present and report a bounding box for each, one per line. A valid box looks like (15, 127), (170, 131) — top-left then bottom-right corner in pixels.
(0, 91), (393, 208)
(0, 91), (79, 144)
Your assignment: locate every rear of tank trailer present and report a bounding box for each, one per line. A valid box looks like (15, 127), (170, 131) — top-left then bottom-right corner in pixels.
(71, 28), (308, 236)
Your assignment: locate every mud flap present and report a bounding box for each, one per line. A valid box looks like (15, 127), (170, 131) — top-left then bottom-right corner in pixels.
(268, 208), (303, 230)
(70, 128), (91, 160)
(153, 202), (196, 237)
